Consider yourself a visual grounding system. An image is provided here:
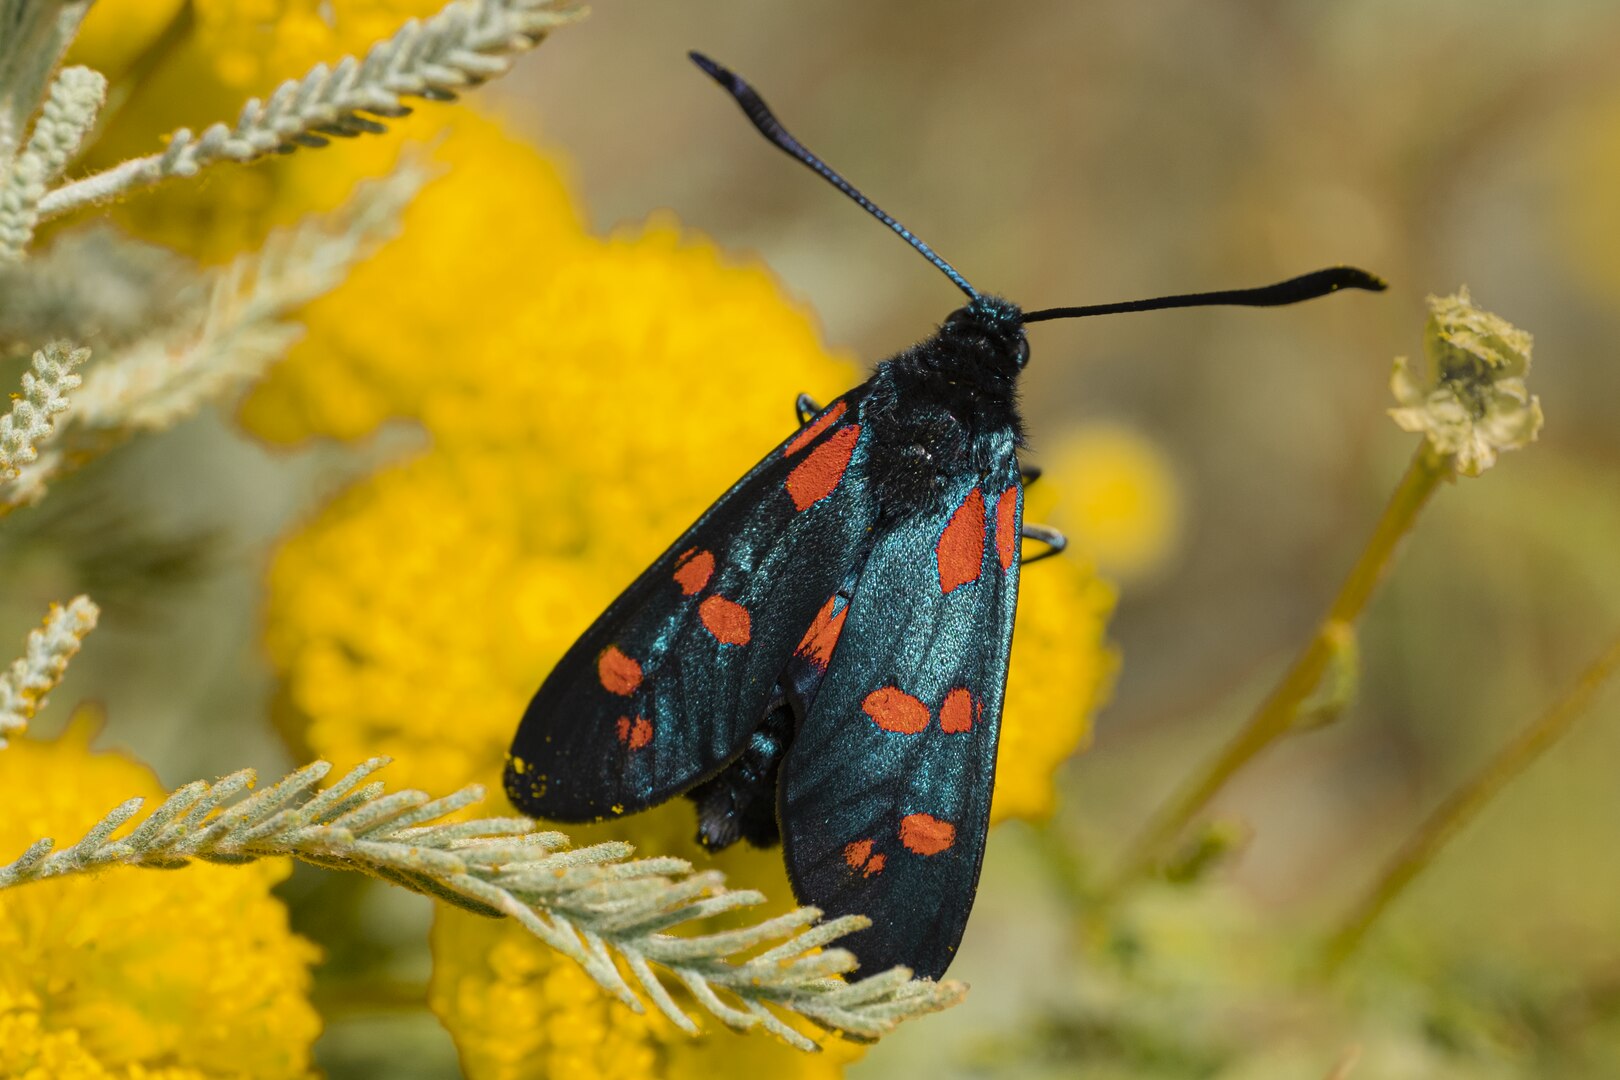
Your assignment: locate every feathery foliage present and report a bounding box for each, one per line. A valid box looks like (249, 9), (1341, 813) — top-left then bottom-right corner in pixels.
(0, 593), (97, 746)
(0, 340), (86, 480)
(0, 1), (92, 164)
(0, 756), (965, 1049)
(0, 167), (423, 511)
(35, 0), (584, 224)
(71, 166), (427, 433)
(0, 64), (103, 259)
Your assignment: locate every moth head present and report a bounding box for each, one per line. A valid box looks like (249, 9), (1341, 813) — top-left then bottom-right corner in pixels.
(944, 295), (1030, 372)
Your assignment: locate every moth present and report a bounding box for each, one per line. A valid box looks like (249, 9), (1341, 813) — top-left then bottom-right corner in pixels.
(505, 52), (1383, 980)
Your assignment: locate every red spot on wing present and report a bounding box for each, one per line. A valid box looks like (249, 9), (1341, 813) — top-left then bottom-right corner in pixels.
(699, 595), (752, 645)
(995, 484), (1020, 571)
(863, 686), (930, 734)
(598, 646), (642, 696)
(899, 813), (956, 856)
(616, 715), (653, 750)
(795, 595), (849, 671)
(783, 400), (847, 455)
(940, 688), (979, 734)
(843, 838), (886, 877)
(785, 425), (860, 511)
(937, 488), (986, 593)
(672, 548), (715, 595)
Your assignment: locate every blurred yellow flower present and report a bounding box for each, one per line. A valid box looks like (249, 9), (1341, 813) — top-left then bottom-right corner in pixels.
(1048, 421), (1183, 583)
(0, 717), (320, 1080)
(68, 0), (187, 81)
(995, 503), (1117, 823)
(70, 0), (527, 268)
(187, 0), (447, 94)
(238, 111), (585, 443)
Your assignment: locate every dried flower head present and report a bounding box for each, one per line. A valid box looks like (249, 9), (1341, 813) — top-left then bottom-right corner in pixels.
(1388, 288), (1543, 477)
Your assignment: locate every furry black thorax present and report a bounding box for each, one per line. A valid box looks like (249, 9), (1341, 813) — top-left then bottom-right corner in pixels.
(862, 295), (1027, 524)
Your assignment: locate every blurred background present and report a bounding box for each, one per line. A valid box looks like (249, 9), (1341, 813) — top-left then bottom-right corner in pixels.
(9, 1), (1620, 1077)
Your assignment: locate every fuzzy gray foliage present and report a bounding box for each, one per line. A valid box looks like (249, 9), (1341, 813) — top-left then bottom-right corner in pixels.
(0, 757), (966, 1049)
(35, 0), (584, 221)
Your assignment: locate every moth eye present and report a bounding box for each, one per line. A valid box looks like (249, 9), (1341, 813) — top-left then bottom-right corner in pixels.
(1015, 338), (1030, 368)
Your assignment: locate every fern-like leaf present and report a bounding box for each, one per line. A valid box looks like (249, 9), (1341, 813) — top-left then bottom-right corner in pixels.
(0, 757), (967, 1049)
(34, 0), (583, 222)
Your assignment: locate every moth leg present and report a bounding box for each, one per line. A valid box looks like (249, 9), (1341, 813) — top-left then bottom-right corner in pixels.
(795, 393), (822, 425)
(1019, 462), (1042, 487)
(1020, 522), (1067, 564)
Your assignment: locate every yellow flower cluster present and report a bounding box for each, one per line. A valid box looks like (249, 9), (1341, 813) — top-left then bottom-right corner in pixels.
(1047, 421), (1183, 585)
(0, 718), (320, 1080)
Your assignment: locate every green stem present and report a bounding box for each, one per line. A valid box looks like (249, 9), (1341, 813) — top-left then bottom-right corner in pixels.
(311, 978), (431, 1017)
(1321, 631), (1620, 974)
(1112, 442), (1450, 889)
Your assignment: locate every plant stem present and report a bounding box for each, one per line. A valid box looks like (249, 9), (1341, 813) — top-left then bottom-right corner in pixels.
(1320, 631), (1620, 973)
(1112, 442), (1450, 889)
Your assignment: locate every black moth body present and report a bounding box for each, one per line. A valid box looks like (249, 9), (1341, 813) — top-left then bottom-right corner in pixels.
(504, 53), (1385, 982)
(509, 293), (1031, 981)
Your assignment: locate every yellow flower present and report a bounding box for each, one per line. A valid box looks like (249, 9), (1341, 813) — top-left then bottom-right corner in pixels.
(238, 111), (585, 443)
(995, 501), (1118, 823)
(0, 716), (321, 1080)
(1047, 421), (1183, 583)
(187, 1), (447, 94)
(70, 0), (521, 267)
(68, 0), (188, 81)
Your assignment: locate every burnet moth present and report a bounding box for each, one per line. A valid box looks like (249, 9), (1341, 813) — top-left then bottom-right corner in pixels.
(505, 52), (1384, 980)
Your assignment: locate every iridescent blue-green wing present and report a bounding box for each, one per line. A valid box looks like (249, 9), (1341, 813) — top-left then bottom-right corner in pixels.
(778, 455), (1024, 980)
(505, 392), (875, 822)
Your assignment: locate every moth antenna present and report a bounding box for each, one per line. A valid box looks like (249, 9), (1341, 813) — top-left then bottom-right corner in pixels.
(1021, 267), (1387, 323)
(690, 51), (979, 301)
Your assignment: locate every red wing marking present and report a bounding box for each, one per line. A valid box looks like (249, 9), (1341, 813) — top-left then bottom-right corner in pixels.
(939, 688), (979, 734)
(899, 813), (956, 856)
(699, 595), (752, 646)
(862, 686), (930, 734)
(672, 548), (715, 595)
(995, 484), (1019, 571)
(597, 646), (642, 696)
(616, 715), (653, 750)
(795, 595), (849, 671)
(843, 838), (886, 877)
(937, 487), (986, 593)
(783, 400), (847, 456)
(785, 425), (860, 511)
